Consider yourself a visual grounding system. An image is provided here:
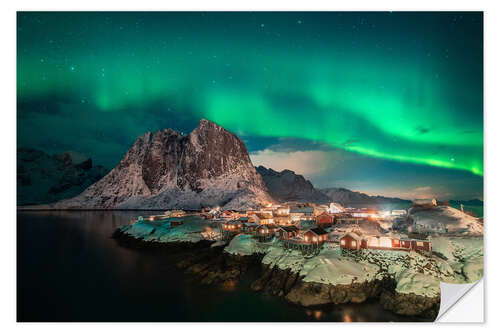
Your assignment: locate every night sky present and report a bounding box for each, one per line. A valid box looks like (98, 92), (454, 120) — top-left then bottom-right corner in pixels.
(17, 12), (483, 200)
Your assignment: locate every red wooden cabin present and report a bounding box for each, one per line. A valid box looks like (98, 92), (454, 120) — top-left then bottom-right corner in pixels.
(411, 239), (432, 252)
(222, 221), (243, 232)
(256, 224), (278, 235)
(242, 222), (257, 233)
(340, 233), (363, 250)
(391, 238), (401, 248)
(302, 227), (328, 244)
(277, 226), (299, 240)
(316, 212), (334, 227)
(400, 239), (411, 249)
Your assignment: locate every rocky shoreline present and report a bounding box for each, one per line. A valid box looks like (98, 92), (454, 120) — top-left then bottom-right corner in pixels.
(112, 228), (439, 320)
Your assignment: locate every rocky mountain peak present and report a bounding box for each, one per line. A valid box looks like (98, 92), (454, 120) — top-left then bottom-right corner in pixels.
(38, 119), (272, 210)
(256, 165), (330, 204)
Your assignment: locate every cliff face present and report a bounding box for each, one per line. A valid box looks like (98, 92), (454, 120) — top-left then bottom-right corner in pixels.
(17, 148), (108, 206)
(256, 166), (330, 204)
(321, 187), (411, 206)
(39, 119), (272, 210)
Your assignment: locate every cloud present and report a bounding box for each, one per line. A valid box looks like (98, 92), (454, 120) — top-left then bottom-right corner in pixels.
(250, 149), (332, 176)
(414, 186), (432, 192)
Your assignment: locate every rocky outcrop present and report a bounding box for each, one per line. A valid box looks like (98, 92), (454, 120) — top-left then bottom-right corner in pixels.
(112, 228), (439, 319)
(256, 166), (330, 204)
(31, 119), (273, 211)
(251, 262), (386, 307)
(285, 280), (385, 307)
(321, 187), (411, 206)
(252, 263), (438, 317)
(17, 148), (108, 206)
(250, 265), (300, 297)
(380, 290), (440, 318)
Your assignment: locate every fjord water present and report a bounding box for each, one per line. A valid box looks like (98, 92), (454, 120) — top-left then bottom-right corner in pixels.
(17, 211), (426, 322)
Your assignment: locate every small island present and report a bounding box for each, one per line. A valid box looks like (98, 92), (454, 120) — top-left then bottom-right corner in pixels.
(113, 200), (483, 319)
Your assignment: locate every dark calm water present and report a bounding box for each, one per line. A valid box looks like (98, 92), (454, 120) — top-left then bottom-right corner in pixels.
(17, 211), (428, 322)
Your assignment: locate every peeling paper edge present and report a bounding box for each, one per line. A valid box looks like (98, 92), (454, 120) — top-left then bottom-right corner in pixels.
(436, 279), (484, 322)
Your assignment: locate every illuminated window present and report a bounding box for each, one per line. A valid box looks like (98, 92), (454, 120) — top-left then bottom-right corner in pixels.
(351, 241), (356, 247)
(340, 240), (345, 245)
(380, 238), (392, 247)
(417, 241), (424, 247)
(368, 237), (379, 247)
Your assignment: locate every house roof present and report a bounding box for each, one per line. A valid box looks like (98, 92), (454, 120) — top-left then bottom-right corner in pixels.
(227, 220), (243, 225)
(279, 226), (299, 232)
(342, 232), (362, 241)
(290, 206), (314, 214)
(319, 211), (333, 216)
(257, 223), (278, 229)
(308, 227), (328, 236)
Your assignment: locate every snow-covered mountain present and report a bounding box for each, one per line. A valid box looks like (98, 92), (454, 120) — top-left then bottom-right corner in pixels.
(32, 119), (272, 210)
(320, 187), (411, 206)
(409, 205), (483, 235)
(256, 166), (330, 204)
(17, 148), (108, 205)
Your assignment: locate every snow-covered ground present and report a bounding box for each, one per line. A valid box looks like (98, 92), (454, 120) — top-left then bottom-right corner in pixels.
(301, 248), (379, 285)
(431, 235), (483, 283)
(389, 268), (440, 298)
(327, 220), (385, 239)
(121, 215), (219, 243)
(224, 234), (455, 297)
(120, 209), (482, 298)
(225, 234), (269, 256)
(411, 206), (483, 235)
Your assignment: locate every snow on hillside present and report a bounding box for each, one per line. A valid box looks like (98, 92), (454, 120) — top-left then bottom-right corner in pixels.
(431, 236), (483, 283)
(389, 268), (440, 298)
(225, 234), (268, 256)
(121, 215), (214, 243)
(223, 233), (444, 297)
(261, 245), (380, 285)
(327, 220), (385, 239)
(411, 206), (483, 235)
(301, 248), (379, 285)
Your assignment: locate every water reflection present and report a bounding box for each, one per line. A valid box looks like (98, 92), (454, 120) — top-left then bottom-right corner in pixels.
(17, 211), (430, 322)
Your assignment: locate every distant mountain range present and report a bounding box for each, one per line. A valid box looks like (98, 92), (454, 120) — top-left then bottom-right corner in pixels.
(17, 148), (108, 205)
(256, 166), (330, 204)
(449, 199), (483, 206)
(255, 166), (411, 206)
(18, 120), (475, 210)
(320, 187), (412, 206)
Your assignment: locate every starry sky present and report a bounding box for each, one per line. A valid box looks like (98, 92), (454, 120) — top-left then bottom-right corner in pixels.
(17, 12), (483, 200)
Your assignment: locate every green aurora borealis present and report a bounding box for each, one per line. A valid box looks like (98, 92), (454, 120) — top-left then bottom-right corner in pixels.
(17, 12), (483, 199)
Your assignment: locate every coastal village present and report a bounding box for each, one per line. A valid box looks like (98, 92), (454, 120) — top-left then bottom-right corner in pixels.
(136, 199), (447, 257)
(116, 198), (483, 317)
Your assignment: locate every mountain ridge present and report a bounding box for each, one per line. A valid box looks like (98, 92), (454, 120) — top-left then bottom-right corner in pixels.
(320, 187), (412, 206)
(28, 119), (272, 210)
(256, 166), (331, 204)
(17, 148), (108, 206)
